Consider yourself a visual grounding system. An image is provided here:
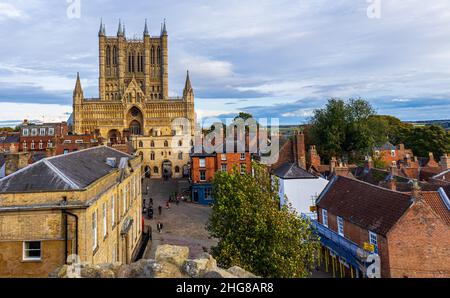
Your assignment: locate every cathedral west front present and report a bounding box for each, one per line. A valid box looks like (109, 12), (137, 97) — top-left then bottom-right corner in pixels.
(72, 20), (195, 178)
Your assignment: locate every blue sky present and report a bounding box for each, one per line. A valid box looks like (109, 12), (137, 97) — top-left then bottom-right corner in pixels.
(0, 0), (450, 125)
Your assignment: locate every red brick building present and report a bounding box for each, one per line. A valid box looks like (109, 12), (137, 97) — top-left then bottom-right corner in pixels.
(314, 175), (450, 278)
(373, 142), (413, 167)
(19, 121), (68, 153)
(190, 151), (252, 204)
(55, 133), (99, 155)
(0, 132), (19, 153)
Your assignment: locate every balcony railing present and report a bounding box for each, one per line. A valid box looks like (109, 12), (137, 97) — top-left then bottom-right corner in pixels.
(304, 216), (370, 270)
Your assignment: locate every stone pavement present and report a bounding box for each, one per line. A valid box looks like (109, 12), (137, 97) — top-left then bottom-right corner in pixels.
(142, 178), (217, 259)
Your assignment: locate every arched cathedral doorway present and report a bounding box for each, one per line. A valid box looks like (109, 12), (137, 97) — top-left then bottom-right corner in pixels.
(127, 106), (143, 136)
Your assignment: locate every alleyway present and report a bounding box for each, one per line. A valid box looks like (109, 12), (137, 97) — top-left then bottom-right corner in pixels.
(142, 178), (217, 259)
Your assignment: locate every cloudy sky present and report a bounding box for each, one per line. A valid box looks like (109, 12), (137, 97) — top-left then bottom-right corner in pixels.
(0, 0), (450, 125)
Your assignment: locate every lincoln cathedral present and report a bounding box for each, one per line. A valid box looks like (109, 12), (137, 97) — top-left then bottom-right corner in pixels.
(72, 20), (196, 178)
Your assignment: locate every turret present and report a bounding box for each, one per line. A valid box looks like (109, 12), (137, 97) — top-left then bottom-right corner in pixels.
(183, 70), (194, 102)
(162, 19), (168, 36)
(160, 19), (168, 99)
(144, 19), (149, 37)
(98, 18), (105, 37)
(73, 72), (84, 102)
(117, 19), (124, 37)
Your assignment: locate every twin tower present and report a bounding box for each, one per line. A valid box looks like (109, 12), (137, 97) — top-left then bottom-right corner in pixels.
(72, 19), (195, 138)
(97, 19), (170, 102)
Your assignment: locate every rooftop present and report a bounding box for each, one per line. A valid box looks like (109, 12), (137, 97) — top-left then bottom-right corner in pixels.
(272, 162), (317, 179)
(0, 146), (132, 193)
(317, 175), (413, 235)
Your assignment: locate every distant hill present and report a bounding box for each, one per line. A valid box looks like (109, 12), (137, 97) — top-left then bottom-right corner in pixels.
(405, 119), (450, 130)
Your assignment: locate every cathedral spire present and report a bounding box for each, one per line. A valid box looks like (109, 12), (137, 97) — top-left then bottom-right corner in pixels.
(184, 70), (192, 91)
(117, 19), (123, 37)
(162, 18), (167, 36)
(144, 19), (149, 36)
(74, 72), (83, 97)
(99, 18), (105, 36)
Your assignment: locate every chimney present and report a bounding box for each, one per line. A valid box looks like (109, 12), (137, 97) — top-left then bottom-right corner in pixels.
(365, 156), (373, 170)
(411, 179), (422, 202)
(330, 157), (337, 173)
(387, 177), (397, 191)
(295, 131), (306, 169)
(389, 162), (398, 176)
(440, 154), (449, 171)
(308, 145), (321, 168)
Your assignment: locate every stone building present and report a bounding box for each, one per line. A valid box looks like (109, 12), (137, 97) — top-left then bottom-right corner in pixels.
(72, 20), (195, 178)
(0, 146), (143, 277)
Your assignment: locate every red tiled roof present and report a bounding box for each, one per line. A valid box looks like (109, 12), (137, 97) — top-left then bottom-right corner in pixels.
(422, 191), (450, 226)
(317, 176), (412, 235)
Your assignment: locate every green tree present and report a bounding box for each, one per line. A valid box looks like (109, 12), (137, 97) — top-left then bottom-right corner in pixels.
(310, 98), (385, 161)
(208, 163), (319, 278)
(402, 125), (450, 158)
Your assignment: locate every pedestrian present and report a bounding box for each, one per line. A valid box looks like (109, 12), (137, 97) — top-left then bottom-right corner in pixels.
(158, 205), (162, 216)
(149, 198), (153, 205)
(166, 201), (171, 209)
(147, 207), (153, 219)
(176, 197), (180, 206)
(157, 221), (163, 233)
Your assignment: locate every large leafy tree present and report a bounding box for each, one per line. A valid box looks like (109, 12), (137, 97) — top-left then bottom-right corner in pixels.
(402, 125), (450, 158)
(310, 98), (386, 161)
(207, 163), (319, 278)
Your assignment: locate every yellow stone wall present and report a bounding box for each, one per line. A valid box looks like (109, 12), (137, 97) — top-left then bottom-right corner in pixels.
(0, 156), (143, 277)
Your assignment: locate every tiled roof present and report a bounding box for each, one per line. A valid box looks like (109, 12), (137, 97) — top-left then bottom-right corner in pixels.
(317, 176), (412, 235)
(272, 163), (317, 179)
(422, 191), (450, 226)
(0, 146), (132, 193)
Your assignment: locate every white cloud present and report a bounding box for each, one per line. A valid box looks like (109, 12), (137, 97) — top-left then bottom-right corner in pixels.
(0, 3), (26, 20)
(0, 63), (94, 92)
(0, 102), (71, 122)
(179, 55), (233, 78)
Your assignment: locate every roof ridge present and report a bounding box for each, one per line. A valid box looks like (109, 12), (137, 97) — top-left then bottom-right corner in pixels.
(338, 175), (411, 197)
(42, 159), (80, 189)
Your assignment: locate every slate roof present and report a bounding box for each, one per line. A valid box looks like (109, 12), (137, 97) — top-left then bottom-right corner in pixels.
(373, 142), (396, 151)
(272, 163), (317, 179)
(0, 146), (132, 193)
(0, 135), (19, 144)
(317, 175), (412, 235)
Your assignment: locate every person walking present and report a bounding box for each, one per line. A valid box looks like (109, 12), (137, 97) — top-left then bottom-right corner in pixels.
(158, 205), (162, 216)
(157, 221), (163, 233)
(166, 201), (171, 209)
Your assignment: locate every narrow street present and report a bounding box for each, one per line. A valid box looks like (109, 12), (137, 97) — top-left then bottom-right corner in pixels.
(142, 178), (217, 259)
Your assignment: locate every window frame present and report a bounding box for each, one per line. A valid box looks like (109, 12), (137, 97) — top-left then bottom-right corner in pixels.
(92, 211), (98, 251)
(337, 216), (344, 237)
(103, 202), (107, 238)
(23, 241), (42, 261)
(199, 158), (206, 168)
(322, 209), (328, 227)
(199, 170), (206, 181)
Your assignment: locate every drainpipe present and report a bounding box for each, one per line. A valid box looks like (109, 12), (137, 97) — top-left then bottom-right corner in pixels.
(63, 210), (79, 263)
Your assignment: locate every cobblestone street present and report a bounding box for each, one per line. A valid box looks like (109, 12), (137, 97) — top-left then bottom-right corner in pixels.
(142, 178), (217, 259)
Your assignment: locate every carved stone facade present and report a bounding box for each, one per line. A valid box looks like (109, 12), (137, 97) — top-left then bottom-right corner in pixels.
(72, 20), (195, 178)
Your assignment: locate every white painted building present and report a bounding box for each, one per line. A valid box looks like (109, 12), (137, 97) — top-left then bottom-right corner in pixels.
(272, 163), (329, 219)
